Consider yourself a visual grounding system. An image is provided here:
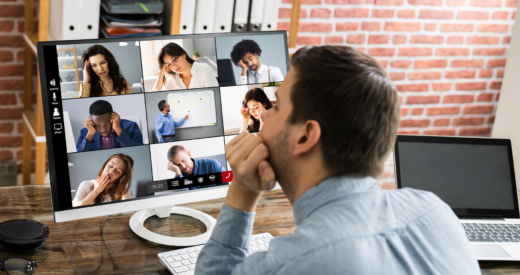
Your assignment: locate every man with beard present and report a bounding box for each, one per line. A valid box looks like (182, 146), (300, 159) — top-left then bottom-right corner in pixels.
(155, 100), (188, 143)
(231, 39), (284, 85)
(195, 46), (479, 274)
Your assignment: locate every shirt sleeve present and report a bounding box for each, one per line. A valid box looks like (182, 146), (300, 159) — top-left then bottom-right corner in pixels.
(173, 117), (186, 128)
(72, 181), (92, 206)
(237, 74), (247, 85)
(270, 67), (285, 82)
(115, 122), (143, 147)
(202, 66), (219, 87)
(124, 79), (132, 94)
(76, 129), (97, 152)
(77, 83), (91, 98)
(155, 118), (164, 143)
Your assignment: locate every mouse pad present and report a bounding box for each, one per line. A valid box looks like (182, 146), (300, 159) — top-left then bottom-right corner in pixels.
(471, 245), (511, 258)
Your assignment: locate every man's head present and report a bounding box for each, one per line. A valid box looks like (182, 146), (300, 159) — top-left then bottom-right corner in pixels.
(158, 100), (170, 113)
(89, 100), (114, 137)
(230, 39), (262, 71)
(167, 145), (194, 174)
(259, 46), (400, 189)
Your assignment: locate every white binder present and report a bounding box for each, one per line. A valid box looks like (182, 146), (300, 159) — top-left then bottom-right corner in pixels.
(249, 0), (265, 32)
(232, 0), (250, 32)
(194, 0), (216, 34)
(80, 0), (100, 39)
(213, 0), (234, 33)
(179, 0), (197, 34)
(49, 0), (82, 40)
(261, 0), (280, 31)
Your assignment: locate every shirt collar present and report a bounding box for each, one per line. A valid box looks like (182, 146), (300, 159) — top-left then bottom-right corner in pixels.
(293, 175), (380, 225)
(101, 130), (115, 140)
(191, 158), (198, 175)
(250, 63), (265, 76)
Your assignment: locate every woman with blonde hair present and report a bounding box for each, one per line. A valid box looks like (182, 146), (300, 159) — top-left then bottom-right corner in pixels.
(73, 153), (134, 206)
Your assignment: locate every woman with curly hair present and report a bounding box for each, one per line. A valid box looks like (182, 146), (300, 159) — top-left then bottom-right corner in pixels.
(230, 39), (284, 85)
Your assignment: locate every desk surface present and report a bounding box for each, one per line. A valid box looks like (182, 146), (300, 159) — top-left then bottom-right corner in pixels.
(0, 186), (517, 274)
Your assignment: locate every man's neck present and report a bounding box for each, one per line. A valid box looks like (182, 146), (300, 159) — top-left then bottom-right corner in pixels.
(162, 110), (169, 116)
(254, 62), (262, 72)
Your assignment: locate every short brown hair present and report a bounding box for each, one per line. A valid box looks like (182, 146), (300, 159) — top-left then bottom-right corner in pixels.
(289, 46), (400, 177)
(167, 145), (187, 161)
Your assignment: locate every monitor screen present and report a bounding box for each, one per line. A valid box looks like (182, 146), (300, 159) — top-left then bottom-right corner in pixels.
(37, 32), (289, 215)
(395, 136), (519, 217)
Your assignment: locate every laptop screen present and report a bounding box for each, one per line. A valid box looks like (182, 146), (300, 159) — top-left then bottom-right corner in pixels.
(395, 136), (519, 218)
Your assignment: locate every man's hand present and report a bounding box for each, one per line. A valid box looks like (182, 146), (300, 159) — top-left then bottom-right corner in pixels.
(237, 60), (248, 76)
(111, 112), (122, 135)
(185, 115), (189, 120)
(224, 132), (276, 212)
(84, 116), (96, 142)
(167, 162), (181, 176)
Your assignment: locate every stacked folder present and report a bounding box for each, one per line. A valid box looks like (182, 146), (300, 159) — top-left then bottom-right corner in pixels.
(100, 0), (163, 38)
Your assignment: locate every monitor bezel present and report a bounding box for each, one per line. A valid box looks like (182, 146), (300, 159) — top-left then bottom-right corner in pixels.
(37, 31), (289, 222)
(394, 135), (520, 219)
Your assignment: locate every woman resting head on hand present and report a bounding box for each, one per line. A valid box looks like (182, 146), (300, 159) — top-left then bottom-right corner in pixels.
(240, 88), (273, 133)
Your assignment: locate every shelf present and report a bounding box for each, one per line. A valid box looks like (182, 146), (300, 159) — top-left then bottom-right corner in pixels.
(59, 68), (82, 72)
(57, 56), (81, 60)
(61, 81), (82, 84)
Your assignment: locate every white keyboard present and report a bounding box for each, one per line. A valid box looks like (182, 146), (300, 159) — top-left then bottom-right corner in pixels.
(158, 232), (273, 275)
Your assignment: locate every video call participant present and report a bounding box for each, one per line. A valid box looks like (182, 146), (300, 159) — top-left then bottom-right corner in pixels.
(152, 42), (219, 91)
(230, 39), (284, 85)
(196, 46), (479, 274)
(240, 88), (273, 133)
(76, 100), (143, 152)
(155, 100), (188, 143)
(78, 45), (132, 98)
(72, 153), (134, 207)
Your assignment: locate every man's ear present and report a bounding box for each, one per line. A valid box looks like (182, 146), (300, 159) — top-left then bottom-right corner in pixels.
(187, 151), (192, 158)
(293, 120), (321, 156)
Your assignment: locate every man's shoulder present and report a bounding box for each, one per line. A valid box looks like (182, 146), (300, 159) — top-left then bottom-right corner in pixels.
(120, 119), (138, 128)
(197, 158), (220, 165)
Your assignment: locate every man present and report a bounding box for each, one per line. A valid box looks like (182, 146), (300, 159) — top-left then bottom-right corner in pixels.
(76, 100), (143, 152)
(230, 39), (284, 85)
(195, 46), (479, 274)
(155, 100), (188, 143)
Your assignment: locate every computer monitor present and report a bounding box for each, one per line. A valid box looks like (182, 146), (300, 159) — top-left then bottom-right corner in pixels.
(37, 31), (289, 246)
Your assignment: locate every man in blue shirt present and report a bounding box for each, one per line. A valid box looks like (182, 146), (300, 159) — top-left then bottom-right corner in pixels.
(195, 46), (480, 274)
(155, 100), (188, 143)
(76, 100), (143, 152)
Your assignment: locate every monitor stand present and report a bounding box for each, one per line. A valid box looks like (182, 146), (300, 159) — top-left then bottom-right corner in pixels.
(129, 205), (216, 246)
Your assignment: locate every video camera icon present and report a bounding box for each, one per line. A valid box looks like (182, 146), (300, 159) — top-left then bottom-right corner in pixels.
(184, 179), (193, 185)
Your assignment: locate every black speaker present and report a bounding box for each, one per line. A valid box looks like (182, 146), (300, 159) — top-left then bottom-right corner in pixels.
(0, 220), (50, 252)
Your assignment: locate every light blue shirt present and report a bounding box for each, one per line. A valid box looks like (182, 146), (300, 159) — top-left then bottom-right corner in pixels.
(155, 112), (186, 143)
(196, 176), (480, 274)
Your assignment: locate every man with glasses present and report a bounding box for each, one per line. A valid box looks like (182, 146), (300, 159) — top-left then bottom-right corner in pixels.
(76, 100), (143, 152)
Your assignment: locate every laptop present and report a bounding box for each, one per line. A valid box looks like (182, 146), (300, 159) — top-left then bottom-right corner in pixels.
(394, 135), (520, 260)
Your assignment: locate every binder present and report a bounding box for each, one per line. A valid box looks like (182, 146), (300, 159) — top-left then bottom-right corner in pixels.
(194, 0), (216, 34)
(261, 0), (279, 31)
(49, 0), (82, 40)
(213, 0), (234, 33)
(232, 0), (250, 32)
(248, 0), (265, 32)
(179, 0), (196, 34)
(81, 0), (101, 39)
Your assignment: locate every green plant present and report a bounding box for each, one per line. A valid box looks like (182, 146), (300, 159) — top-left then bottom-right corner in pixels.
(263, 82), (281, 87)
(194, 50), (200, 56)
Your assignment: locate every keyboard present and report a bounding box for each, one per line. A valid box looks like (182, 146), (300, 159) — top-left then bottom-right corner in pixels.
(463, 223), (520, 242)
(158, 232), (274, 275)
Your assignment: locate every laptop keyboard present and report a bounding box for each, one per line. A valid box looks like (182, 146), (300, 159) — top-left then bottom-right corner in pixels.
(463, 223), (520, 242)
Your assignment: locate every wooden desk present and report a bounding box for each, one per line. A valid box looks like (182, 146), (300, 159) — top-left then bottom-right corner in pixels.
(0, 186), (517, 274)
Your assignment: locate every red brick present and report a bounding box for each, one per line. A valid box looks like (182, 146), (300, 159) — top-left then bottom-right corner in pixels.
(0, 20), (14, 32)
(0, 150), (13, 162)
(310, 8), (330, 18)
(414, 60), (447, 69)
(457, 11), (489, 20)
(453, 117), (485, 126)
(408, 0), (442, 5)
(456, 82), (487, 91)
(0, 79), (22, 91)
(0, 122), (13, 134)
(497, 70), (504, 78)
(419, 10), (453, 19)
(473, 48), (506, 56)
(479, 69), (493, 78)
(393, 35), (407, 44)
(369, 48), (395, 56)
(424, 23), (436, 31)
(513, 12), (516, 19)
(490, 81), (502, 89)
(299, 22), (333, 32)
(409, 71), (442, 80)
(369, 35), (390, 44)
(355, 47), (366, 53)
(347, 34), (365, 44)
(336, 22), (359, 31)
(361, 22), (382, 31)
(467, 36), (499, 44)
(447, 36), (464, 44)
(506, 0), (518, 7)
(406, 95), (440, 104)
(477, 93), (494, 102)
(488, 116), (495, 124)
(323, 35), (343, 44)
(470, 0), (501, 7)
(385, 22), (421, 31)
(443, 94), (474, 103)
(492, 11), (509, 20)
(0, 93), (17, 105)
(396, 84), (429, 92)
(376, 60), (388, 68)
(0, 4), (24, 17)
(0, 50), (13, 62)
(279, 8), (308, 19)
(278, 21), (291, 31)
(16, 122), (22, 134)
(423, 129), (456, 136)
(335, 8), (369, 18)
(391, 60), (412, 68)
(397, 130), (421, 134)
(373, 0), (404, 4)
(463, 105), (494, 114)
(410, 35), (443, 44)
(446, 0), (466, 6)
(412, 108), (424, 115)
(503, 36), (511, 44)
(427, 107), (460, 116)
(0, 108), (21, 119)
(432, 83), (452, 91)
(488, 59), (507, 67)
(459, 127), (492, 136)
(398, 10), (415, 18)
(0, 65), (23, 77)
(399, 47), (433, 56)
(0, 36), (23, 47)
(390, 72), (405, 80)
(451, 59), (484, 68)
(399, 119), (431, 127)
(440, 24), (474, 32)
(297, 36), (322, 45)
(477, 24), (509, 33)
(445, 70), (476, 79)
(401, 108), (409, 116)
(436, 48), (470, 56)
(286, 0), (323, 3)
(496, 93), (500, 100)
(434, 118), (450, 126)
(373, 10), (394, 18)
